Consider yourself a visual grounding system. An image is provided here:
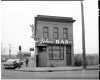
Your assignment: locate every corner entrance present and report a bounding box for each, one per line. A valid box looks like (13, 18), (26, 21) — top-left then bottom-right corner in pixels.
(36, 46), (47, 67)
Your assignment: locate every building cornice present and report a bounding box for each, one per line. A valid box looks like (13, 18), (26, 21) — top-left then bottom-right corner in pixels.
(35, 15), (75, 23)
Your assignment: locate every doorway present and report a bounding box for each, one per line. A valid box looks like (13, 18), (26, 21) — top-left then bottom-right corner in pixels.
(66, 45), (72, 66)
(36, 46), (47, 67)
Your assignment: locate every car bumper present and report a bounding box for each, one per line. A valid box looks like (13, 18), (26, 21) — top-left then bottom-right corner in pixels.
(4, 66), (15, 68)
(4, 64), (16, 69)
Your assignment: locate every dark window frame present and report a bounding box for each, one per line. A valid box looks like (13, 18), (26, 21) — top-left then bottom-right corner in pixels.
(53, 27), (59, 40)
(63, 28), (68, 40)
(43, 26), (49, 40)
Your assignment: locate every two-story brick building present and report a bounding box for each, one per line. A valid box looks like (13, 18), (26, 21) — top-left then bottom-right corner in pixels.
(33, 15), (75, 67)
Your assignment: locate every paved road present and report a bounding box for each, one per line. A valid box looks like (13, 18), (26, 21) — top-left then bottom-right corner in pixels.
(1, 68), (99, 79)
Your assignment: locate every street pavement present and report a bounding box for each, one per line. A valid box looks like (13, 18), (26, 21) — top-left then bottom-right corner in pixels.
(1, 62), (99, 79)
(1, 67), (99, 79)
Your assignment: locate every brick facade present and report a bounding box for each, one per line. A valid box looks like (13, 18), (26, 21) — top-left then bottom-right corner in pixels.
(34, 15), (75, 67)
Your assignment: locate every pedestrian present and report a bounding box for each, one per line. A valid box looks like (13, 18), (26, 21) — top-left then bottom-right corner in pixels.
(25, 58), (29, 67)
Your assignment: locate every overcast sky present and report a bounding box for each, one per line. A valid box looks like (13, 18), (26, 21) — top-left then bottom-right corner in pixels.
(1, 0), (99, 55)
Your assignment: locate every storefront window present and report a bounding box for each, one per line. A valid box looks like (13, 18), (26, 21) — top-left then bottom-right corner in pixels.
(48, 46), (53, 60)
(53, 46), (60, 59)
(49, 45), (64, 60)
(59, 46), (64, 59)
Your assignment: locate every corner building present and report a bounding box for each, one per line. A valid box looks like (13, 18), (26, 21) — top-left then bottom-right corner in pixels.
(34, 15), (75, 67)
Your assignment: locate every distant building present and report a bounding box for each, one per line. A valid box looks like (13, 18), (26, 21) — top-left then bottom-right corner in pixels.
(33, 15), (75, 67)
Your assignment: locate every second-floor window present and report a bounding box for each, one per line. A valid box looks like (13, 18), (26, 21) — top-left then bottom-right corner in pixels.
(43, 26), (49, 39)
(53, 27), (59, 40)
(63, 28), (68, 39)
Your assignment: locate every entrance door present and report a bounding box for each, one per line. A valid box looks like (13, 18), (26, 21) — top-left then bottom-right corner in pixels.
(66, 45), (72, 66)
(37, 46), (47, 67)
(36, 55), (39, 67)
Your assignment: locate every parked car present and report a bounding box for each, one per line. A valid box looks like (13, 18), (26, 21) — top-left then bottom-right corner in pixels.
(3, 59), (24, 69)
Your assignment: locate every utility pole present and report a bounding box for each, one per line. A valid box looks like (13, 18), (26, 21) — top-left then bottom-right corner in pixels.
(81, 1), (86, 69)
(98, 1), (99, 60)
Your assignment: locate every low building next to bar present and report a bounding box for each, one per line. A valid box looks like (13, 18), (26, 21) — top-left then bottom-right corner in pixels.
(33, 15), (75, 67)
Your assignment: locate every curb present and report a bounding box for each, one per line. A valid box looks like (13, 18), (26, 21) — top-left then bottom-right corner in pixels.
(14, 67), (99, 72)
(14, 68), (91, 72)
(14, 69), (53, 72)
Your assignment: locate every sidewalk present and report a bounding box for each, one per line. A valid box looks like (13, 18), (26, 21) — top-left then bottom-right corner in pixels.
(15, 65), (99, 72)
